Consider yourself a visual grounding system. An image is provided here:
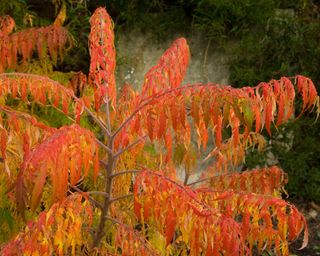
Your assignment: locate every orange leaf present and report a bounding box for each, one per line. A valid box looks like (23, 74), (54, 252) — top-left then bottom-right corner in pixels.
(265, 100), (272, 136)
(165, 207), (176, 245)
(276, 92), (284, 126)
(30, 168), (48, 211)
(215, 115), (223, 148)
(157, 105), (167, 139)
(0, 128), (7, 160)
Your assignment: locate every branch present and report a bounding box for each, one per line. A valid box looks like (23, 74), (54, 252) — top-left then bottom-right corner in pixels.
(183, 168), (190, 186)
(109, 169), (143, 179)
(187, 177), (210, 187)
(109, 193), (134, 203)
(95, 139), (112, 154)
(142, 170), (215, 214)
(83, 105), (111, 137)
(92, 135), (115, 248)
(42, 103), (77, 123)
(87, 191), (109, 197)
(114, 135), (147, 158)
(105, 215), (124, 226)
(99, 160), (108, 168)
(69, 186), (103, 209)
(88, 197), (103, 209)
(112, 83), (218, 138)
(0, 72), (111, 137)
(69, 184), (85, 194)
(186, 170), (246, 187)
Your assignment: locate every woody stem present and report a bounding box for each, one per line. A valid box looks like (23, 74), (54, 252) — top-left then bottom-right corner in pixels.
(92, 96), (116, 248)
(92, 134), (115, 248)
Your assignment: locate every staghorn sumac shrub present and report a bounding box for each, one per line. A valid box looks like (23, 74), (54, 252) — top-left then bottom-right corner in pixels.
(0, 6), (319, 256)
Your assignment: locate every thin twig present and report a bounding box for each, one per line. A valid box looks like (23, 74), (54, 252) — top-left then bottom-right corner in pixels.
(187, 177), (210, 187)
(114, 135), (147, 158)
(96, 139), (112, 154)
(99, 160), (108, 168)
(87, 191), (109, 197)
(187, 170), (244, 187)
(69, 185), (84, 193)
(109, 169), (143, 179)
(89, 198), (103, 209)
(183, 167), (190, 186)
(83, 105), (111, 137)
(143, 170), (216, 214)
(109, 193), (134, 203)
(68, 187), (103, 209)
(44, 103), (76, 123)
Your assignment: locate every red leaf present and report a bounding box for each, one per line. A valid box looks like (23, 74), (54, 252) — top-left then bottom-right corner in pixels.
(276, 92), (284, 126)
(147, 109), (156, 142)
(200, 121), (209, 150)
(170, 99), (179, 131)
(215, 115), (223, 148)
(191, 97), (200, 127)
(157, 106), (167, 139)
(0, 128), (7, 160)
(232, 117), (240, 147)
(20, 79), (27, 100)
(165, 207), (176, 245)
(74, 101), (84, 123)
(265, 100), (272, 136)
(165, 133), (172, 163)
(30, 168), (48, 211)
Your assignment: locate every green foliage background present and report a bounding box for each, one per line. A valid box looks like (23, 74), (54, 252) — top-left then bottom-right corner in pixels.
(1, 0), (320, 202)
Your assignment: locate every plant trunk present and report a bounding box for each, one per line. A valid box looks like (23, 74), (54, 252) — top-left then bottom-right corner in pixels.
(92, 137), (115, 249)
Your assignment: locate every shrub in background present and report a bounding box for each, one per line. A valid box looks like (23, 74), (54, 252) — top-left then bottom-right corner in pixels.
(228, 1), (320, 203)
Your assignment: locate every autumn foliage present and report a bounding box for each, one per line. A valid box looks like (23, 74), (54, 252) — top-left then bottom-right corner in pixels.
(0, 15), (72, 73)
(0, 6), (319, 256)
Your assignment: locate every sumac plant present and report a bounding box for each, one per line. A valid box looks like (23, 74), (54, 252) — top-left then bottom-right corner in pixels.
(0, 7), (319, 256)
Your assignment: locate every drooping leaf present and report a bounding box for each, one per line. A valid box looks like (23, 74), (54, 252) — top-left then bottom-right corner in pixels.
(16, 124), (99, 213)
(0, 105), (56, 178)
(208, 166), (288, 196)
(0, 73), (81, 118)
(0, 18), (72, 72)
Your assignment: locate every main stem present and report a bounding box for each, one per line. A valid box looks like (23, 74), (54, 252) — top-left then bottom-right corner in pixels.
(92, 136), (115, 248)
(92, 101), (116, 248)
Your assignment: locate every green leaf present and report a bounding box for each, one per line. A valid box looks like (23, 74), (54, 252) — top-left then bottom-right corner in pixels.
(0, 208), (14, 231)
